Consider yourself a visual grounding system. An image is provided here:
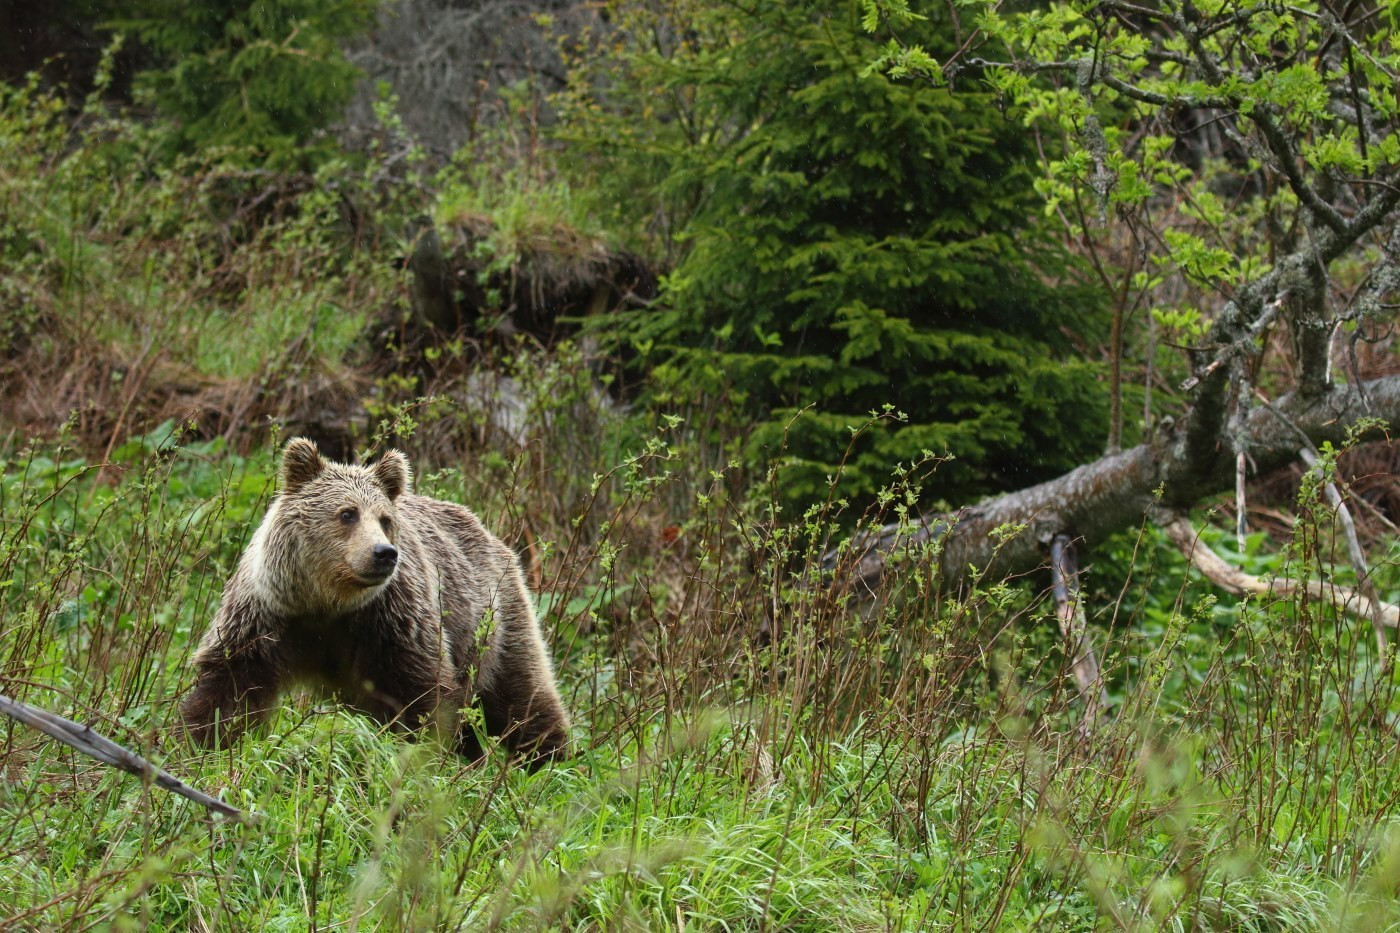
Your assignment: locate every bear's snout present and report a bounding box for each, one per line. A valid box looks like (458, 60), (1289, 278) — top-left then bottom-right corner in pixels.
(372, 543), (399, 570)
(348, 540), (399, 587)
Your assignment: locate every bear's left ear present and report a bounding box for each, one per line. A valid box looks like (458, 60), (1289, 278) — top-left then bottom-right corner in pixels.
(374, 449), (412, 501)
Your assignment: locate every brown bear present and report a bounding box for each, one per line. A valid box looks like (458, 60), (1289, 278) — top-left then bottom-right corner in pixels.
(180, 437), (569, 765)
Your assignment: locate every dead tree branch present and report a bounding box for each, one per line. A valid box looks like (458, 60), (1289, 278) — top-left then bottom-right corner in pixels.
(823, 373), (1400, 594)
(1159, 517), (1400, 630)
(1049, 534), (1108, 729)
(0, 693), (245, 821)
(1298, 447), (1391, 666)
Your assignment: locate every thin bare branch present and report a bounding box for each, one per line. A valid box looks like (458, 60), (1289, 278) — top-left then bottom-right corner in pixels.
(1179, 292), (1285, 393)
(1299, 448), (1390, 666)
(1235, 451), (1248, 553)
(1160, 516), (1400, 631)
(0, 693), (245, 821)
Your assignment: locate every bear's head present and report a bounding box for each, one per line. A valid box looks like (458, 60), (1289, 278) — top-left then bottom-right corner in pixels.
(253, 437), (413, 616)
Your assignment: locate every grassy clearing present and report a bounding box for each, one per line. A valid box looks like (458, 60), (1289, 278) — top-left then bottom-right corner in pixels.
(2, 416), (1399, 930)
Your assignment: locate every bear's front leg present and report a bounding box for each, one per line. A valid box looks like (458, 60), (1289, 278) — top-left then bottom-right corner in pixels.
(181, 646), (282, 749)
(347, 636), (466, 744)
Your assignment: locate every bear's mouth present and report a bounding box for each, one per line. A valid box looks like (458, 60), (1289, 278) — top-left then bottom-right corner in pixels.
(347, 566), (395, 587)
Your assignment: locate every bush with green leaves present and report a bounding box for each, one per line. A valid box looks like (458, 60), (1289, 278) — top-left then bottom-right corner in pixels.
(558, 0), (1109, 511)
(111, 0), (377, 168)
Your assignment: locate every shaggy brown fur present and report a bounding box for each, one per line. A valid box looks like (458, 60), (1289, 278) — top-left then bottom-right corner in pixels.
(181, 437), (569, 765)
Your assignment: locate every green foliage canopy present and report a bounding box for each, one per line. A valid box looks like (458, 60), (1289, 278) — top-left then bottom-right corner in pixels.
(560, 0), (1109, 509)
(863, 0), (1400, 441)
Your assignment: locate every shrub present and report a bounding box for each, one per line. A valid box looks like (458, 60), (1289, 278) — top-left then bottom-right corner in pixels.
(112, 0), (377, 168)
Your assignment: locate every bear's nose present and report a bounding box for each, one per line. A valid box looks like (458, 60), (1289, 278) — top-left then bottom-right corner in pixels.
(373, 543), (398, 567)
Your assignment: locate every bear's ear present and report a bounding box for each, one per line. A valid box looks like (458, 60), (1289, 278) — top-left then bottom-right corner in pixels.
(374, 449), (412, 501)
(281, 437), (325, 493)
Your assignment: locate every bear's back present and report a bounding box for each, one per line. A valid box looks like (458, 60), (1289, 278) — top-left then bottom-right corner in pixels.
(398, 495), (515, 572)
(391, 494), (522, 625)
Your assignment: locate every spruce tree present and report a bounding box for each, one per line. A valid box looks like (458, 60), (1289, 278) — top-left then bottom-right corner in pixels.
(562, 0), (1109, 508)
(114, 0), (375, 167)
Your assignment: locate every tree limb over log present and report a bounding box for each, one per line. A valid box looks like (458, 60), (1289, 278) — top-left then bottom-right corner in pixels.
(824, 374), (1400, 593)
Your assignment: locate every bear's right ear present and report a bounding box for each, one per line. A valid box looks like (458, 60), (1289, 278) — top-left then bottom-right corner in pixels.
(373, 449), (412, 501)
(281, 437), (325, 493)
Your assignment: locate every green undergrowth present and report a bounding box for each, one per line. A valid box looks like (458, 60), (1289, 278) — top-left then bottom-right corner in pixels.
(0, 72), (408, 396)
(2, 425), (1400, 930)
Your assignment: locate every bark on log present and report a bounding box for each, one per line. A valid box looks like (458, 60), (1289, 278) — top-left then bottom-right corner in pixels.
(826, 374), (1400, 592)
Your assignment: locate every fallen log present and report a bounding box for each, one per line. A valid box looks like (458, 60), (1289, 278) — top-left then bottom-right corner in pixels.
(823, 375), (1400, 595)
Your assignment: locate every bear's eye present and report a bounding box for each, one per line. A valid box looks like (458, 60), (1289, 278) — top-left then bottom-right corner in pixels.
(379, 516), (392, 533)
(339, 508), (358, 525)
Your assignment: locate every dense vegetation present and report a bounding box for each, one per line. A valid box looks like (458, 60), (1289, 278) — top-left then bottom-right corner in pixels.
(4, 426), (1398, 927)
(1, 0), (1398, 928)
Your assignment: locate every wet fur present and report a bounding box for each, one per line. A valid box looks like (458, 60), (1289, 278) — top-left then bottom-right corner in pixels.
(181, 438), (570, 765)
